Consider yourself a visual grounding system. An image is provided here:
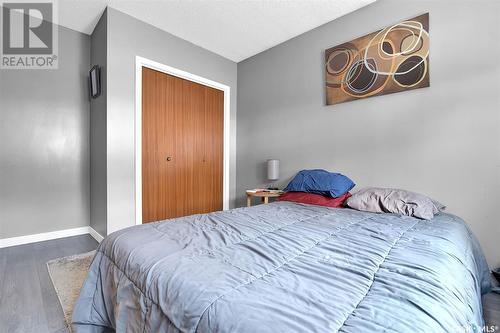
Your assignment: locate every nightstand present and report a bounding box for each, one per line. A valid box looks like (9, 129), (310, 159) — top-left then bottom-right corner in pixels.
(246, 190), (283, 207)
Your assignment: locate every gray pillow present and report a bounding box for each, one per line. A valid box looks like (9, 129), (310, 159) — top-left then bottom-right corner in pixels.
(346, 187), (445, 220)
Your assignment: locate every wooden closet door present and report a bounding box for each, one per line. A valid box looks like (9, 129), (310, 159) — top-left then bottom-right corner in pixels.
(142, 67), (223, 223)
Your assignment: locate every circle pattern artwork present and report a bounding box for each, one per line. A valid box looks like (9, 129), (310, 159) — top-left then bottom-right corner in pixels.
(394, 56), (426, 87)
(325, 13), (430, 105)
(345, 59), (378, 94)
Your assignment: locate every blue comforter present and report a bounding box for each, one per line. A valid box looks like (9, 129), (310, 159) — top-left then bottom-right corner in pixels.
(73, 202), (491, 332)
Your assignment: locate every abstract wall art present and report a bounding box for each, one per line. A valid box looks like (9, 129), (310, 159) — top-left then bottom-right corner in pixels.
(325, 13), (429, 105)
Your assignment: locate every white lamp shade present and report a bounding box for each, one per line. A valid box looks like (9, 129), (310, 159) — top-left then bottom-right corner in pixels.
(267, 159), (280, 181)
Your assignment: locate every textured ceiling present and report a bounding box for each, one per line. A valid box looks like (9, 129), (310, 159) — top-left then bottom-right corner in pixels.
(57, 0), (376, 62)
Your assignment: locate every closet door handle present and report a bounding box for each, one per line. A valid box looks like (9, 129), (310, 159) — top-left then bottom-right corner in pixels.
(166, 156), (172, 162)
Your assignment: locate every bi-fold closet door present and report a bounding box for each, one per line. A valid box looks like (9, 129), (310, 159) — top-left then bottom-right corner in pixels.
(141, 67), (223, 223)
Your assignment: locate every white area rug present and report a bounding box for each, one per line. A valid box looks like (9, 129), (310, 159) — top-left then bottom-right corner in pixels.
(47, 251), (96, 330)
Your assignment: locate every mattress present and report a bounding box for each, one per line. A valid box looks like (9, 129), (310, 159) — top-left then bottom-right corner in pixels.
(73, 201), (491, 332)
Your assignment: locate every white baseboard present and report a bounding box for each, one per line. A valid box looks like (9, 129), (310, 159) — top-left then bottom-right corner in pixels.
(0, 226), (105, 248)
(88, 227), (104, 243)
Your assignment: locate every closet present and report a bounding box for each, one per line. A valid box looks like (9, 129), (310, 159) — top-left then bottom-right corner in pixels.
(141, 67), (224, 223)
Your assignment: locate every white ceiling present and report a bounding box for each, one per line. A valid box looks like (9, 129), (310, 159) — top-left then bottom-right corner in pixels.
(58, 0), (376, 62)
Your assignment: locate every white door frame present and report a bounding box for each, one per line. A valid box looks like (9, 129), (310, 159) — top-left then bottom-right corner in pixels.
(135, 56), (231, 225)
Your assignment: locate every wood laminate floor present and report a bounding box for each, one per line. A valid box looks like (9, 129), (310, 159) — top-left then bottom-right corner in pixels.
(0, 235), (98, 333)
(485, 277), (500, 328)
(0, 235), (498, 332)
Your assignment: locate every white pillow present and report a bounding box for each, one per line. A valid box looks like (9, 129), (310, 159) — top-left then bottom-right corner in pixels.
(346, 187), (445, 220)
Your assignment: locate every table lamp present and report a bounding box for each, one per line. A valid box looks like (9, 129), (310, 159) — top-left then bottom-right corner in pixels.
(267, 159), (280, 190)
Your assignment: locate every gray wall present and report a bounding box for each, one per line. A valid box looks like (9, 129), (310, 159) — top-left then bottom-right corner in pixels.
(106, 8), (238, 233)
(0, 26), (91, 238)
(90, 10), (108, 237)
(237, 0), (500, 267)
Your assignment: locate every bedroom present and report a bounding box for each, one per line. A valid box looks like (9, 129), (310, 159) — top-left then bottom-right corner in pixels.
(0, 0), (499, 332)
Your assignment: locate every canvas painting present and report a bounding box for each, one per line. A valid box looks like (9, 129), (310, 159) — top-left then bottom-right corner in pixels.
(325, 13), (429, 105)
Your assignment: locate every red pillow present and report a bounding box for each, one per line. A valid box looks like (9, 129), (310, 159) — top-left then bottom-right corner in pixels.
(278, 191), (351, 208)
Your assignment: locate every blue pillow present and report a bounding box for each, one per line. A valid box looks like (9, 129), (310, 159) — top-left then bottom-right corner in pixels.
(283, 169), (355, 198)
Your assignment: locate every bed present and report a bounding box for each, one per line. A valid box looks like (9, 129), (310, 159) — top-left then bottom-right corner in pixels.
(73, 201), (491, 332)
